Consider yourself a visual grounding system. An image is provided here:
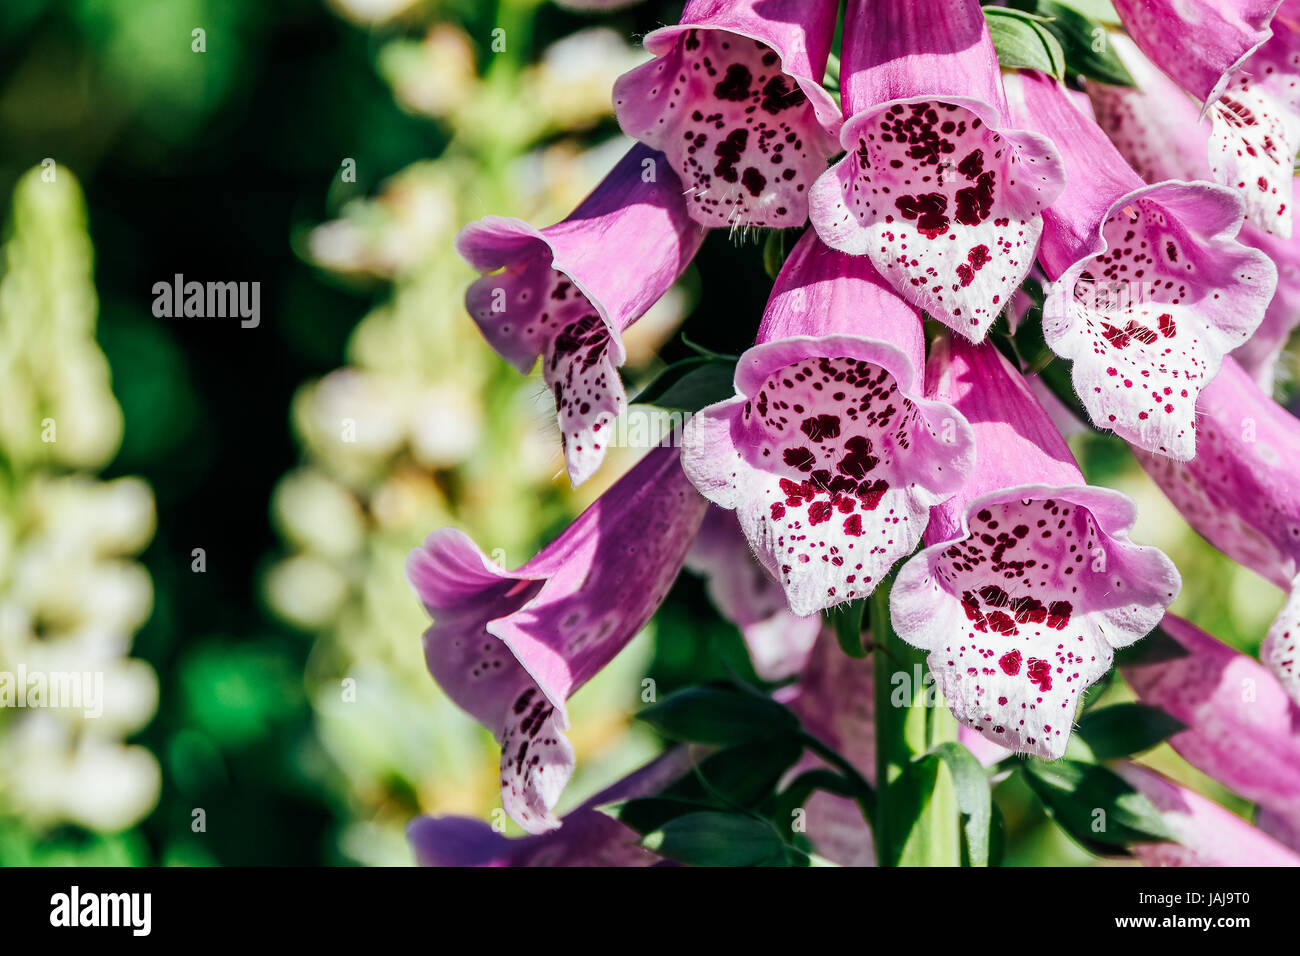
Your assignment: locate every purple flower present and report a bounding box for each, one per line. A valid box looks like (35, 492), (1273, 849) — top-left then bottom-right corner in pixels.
(684, 505), (821, 680)
(1234, 182), (1300, 386)
(458, 145), (707, 487)
(1115, 762), (1300, 866)
(787, 629), (876, 866)
(612, 0), (842, 229)
(407, 749), (692, 866)
(1005, 70), (1274, 461)
(1110, 0), (1284, 107)
(891, 336), (1180, 759)
(1090, 29), (1300, 238)
(1135, 357), (1300, 701)
(681, 229), (976, 616)
(1124, 614), (1300, 829)
(406, 445), (707, 833)
(808, 0), (1065, 339)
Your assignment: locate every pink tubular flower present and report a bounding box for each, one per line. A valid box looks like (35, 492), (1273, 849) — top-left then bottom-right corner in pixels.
(458, 145), (707, 487)
(1090, 30), (1300, 238)
(1115, 762), (1300, 866)
(1134, 357), (1300, 701)
(611, 0), (842, 229)
(788, 629), (877, 866)
(684, 505), (821, 680)
(405, 445), (707, 833)
(1123, 614), (1300, 827)
(891, 337), (1181, 759)
(1005, 70), (1274, 461)
(406, 749), (692, 866)
(808, 0), (1065, 339)
(681, 229), (977, 616)
(1110, 0), (1283, 107)
(1234, 182), (1300, 386)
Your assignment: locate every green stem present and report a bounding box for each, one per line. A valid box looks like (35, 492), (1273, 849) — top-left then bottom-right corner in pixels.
(872, 576), (961, 866)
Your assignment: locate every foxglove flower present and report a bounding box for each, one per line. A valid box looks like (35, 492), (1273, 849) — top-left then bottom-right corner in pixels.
(681, 229), (976, 616)
(407, 749), (691, 866)
(1090, 30), (1300, 238)
(1006, 69), (1274, 460)
(1135, 357), (1300, 701)
(1110, 0), (1283, 107)
(458, 145), (707, 487)
(808, 0), (1065, 338)
(1123, 614), (1300, 826)
(1234, 185), (1300, 385)
(406, 445), (707, 833)
(1114, 762), (1300, 866)
(891, 337), (1181, 759)
(684, 505), (820, 680)
(612, 0), (842, 229)
(787, 629), (877, 866)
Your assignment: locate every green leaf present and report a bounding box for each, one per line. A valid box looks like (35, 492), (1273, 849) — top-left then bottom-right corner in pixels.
(985, 7), (1067, 79)
(641, 811), (788, 866)
(636, 686), (800, 746)
(826, 599), (869, 658)
(1076, 703), (1186, 761)
(1035, 1), (1134, 85)
(683, 738), (805, 809)
(928, 742), (994, 867)
(632, 356), (736, 412)
(1020, 757), (1175, 851)
(1114, 624), (1192, 668)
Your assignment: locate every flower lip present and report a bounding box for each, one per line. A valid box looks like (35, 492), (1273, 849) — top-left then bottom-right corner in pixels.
(458, 217), (628, 374)
(613, 18), (843, 228)
(810, 94), (1065, 338)
(893, 482), (1180, 758)
(639, 22), (843, 135)
(1042, 179), (1274, 461)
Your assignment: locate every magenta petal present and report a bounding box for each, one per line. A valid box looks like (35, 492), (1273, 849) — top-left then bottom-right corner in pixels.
(684, 506), (820, 680)
(809, 0), (1065, 339)
(458, 145), (706, 486)
(681, 232), (976, 616)
(406, 446), (707, 832)
(1110, 0), (1283, 106)
(1008, 70), (1274, 461)
(407, 748), (693, 866)
(1234, 191), (1300, 386)
(1116, 763), (1300, 866)
(1123, 613), (1300, 819)
(1136, 357), (1300, 592)
(788, 630), (876, 866)
(612, 0), (842, 228)
(891, 338), (1180, 759)
(1091, 33), (1299, 238)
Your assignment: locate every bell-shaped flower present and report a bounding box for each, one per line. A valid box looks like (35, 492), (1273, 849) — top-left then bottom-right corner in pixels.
(684, 505), (821, 680)
(1109, 0), (1283, 107)
(1090, 29), (1300, 238)
(891, 337), (1181, 759)
(612, 0), (843, 229)
(681, 229), (977, 616)
(1123, 614), (1300, 830)
(1134, 357), (1300, 701)
(1114, 763), (1300, 866)
(808, 0), (1065, 338)
(788, 629), (877, 866)
(407, 749), (692, 866)
(1006, 69), (1274, 461)
(1234, 183), (1300, 386)
(406, 445), (707, 833)
(458, 145), (707, 487)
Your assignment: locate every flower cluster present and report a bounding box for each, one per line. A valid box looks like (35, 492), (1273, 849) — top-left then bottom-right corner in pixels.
(407, 0), (1300, 866)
